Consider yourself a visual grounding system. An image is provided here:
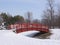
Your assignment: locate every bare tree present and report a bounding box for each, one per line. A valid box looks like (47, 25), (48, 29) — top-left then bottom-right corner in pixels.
(48, 0), (55, 28)
(25, 12), (33, 23)
(42, 0), (55, 28)
(32, 19), (40, 24)
(57, 5), (60, 28)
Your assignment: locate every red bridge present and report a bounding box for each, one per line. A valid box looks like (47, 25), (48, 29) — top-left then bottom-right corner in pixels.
(8, 23), (49, 33)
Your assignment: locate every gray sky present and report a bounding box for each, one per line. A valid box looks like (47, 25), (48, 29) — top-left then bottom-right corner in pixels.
(0, 0), (60, 20)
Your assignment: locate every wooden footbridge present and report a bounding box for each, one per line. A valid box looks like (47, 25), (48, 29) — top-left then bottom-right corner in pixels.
(8, 23), (49, 33)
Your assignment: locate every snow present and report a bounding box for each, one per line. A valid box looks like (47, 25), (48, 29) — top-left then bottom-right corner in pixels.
(0, 29), (60, 45)
(50, 29), (60, 40)
(19, 31), (39, 36)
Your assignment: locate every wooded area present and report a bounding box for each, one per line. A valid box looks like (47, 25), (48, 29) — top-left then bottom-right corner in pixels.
(41, 0), (60, 28)
(0, 0), (60, 29)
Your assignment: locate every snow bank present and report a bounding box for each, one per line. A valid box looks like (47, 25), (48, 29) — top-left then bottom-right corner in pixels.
(0, 29), (60, 45)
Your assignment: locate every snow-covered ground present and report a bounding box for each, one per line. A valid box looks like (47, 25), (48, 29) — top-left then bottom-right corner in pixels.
(50, 29), (60, 40)
(0, 29), (60, 45)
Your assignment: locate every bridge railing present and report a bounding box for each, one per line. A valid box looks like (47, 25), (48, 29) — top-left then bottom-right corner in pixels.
(8, 23), (49, 33)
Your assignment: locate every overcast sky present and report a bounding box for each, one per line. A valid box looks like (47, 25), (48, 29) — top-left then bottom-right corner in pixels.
(0, 0), (60, 20)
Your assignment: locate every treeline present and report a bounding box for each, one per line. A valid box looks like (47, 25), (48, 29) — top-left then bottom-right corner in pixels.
(0, 13), (24, 26)
(0, 0), (60, 29)
(0, 12), (40, 26)
(41, 0), (60, 28)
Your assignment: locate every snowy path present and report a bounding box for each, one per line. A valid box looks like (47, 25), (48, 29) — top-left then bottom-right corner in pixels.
(0, 29), (60, 45)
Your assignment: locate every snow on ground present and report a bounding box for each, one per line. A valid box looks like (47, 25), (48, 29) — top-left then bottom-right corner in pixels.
(50, 29), (60, 40)
(0, 29), (60, 45)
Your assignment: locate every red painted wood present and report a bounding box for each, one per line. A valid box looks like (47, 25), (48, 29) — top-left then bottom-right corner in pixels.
(8, 23), (49, 33)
